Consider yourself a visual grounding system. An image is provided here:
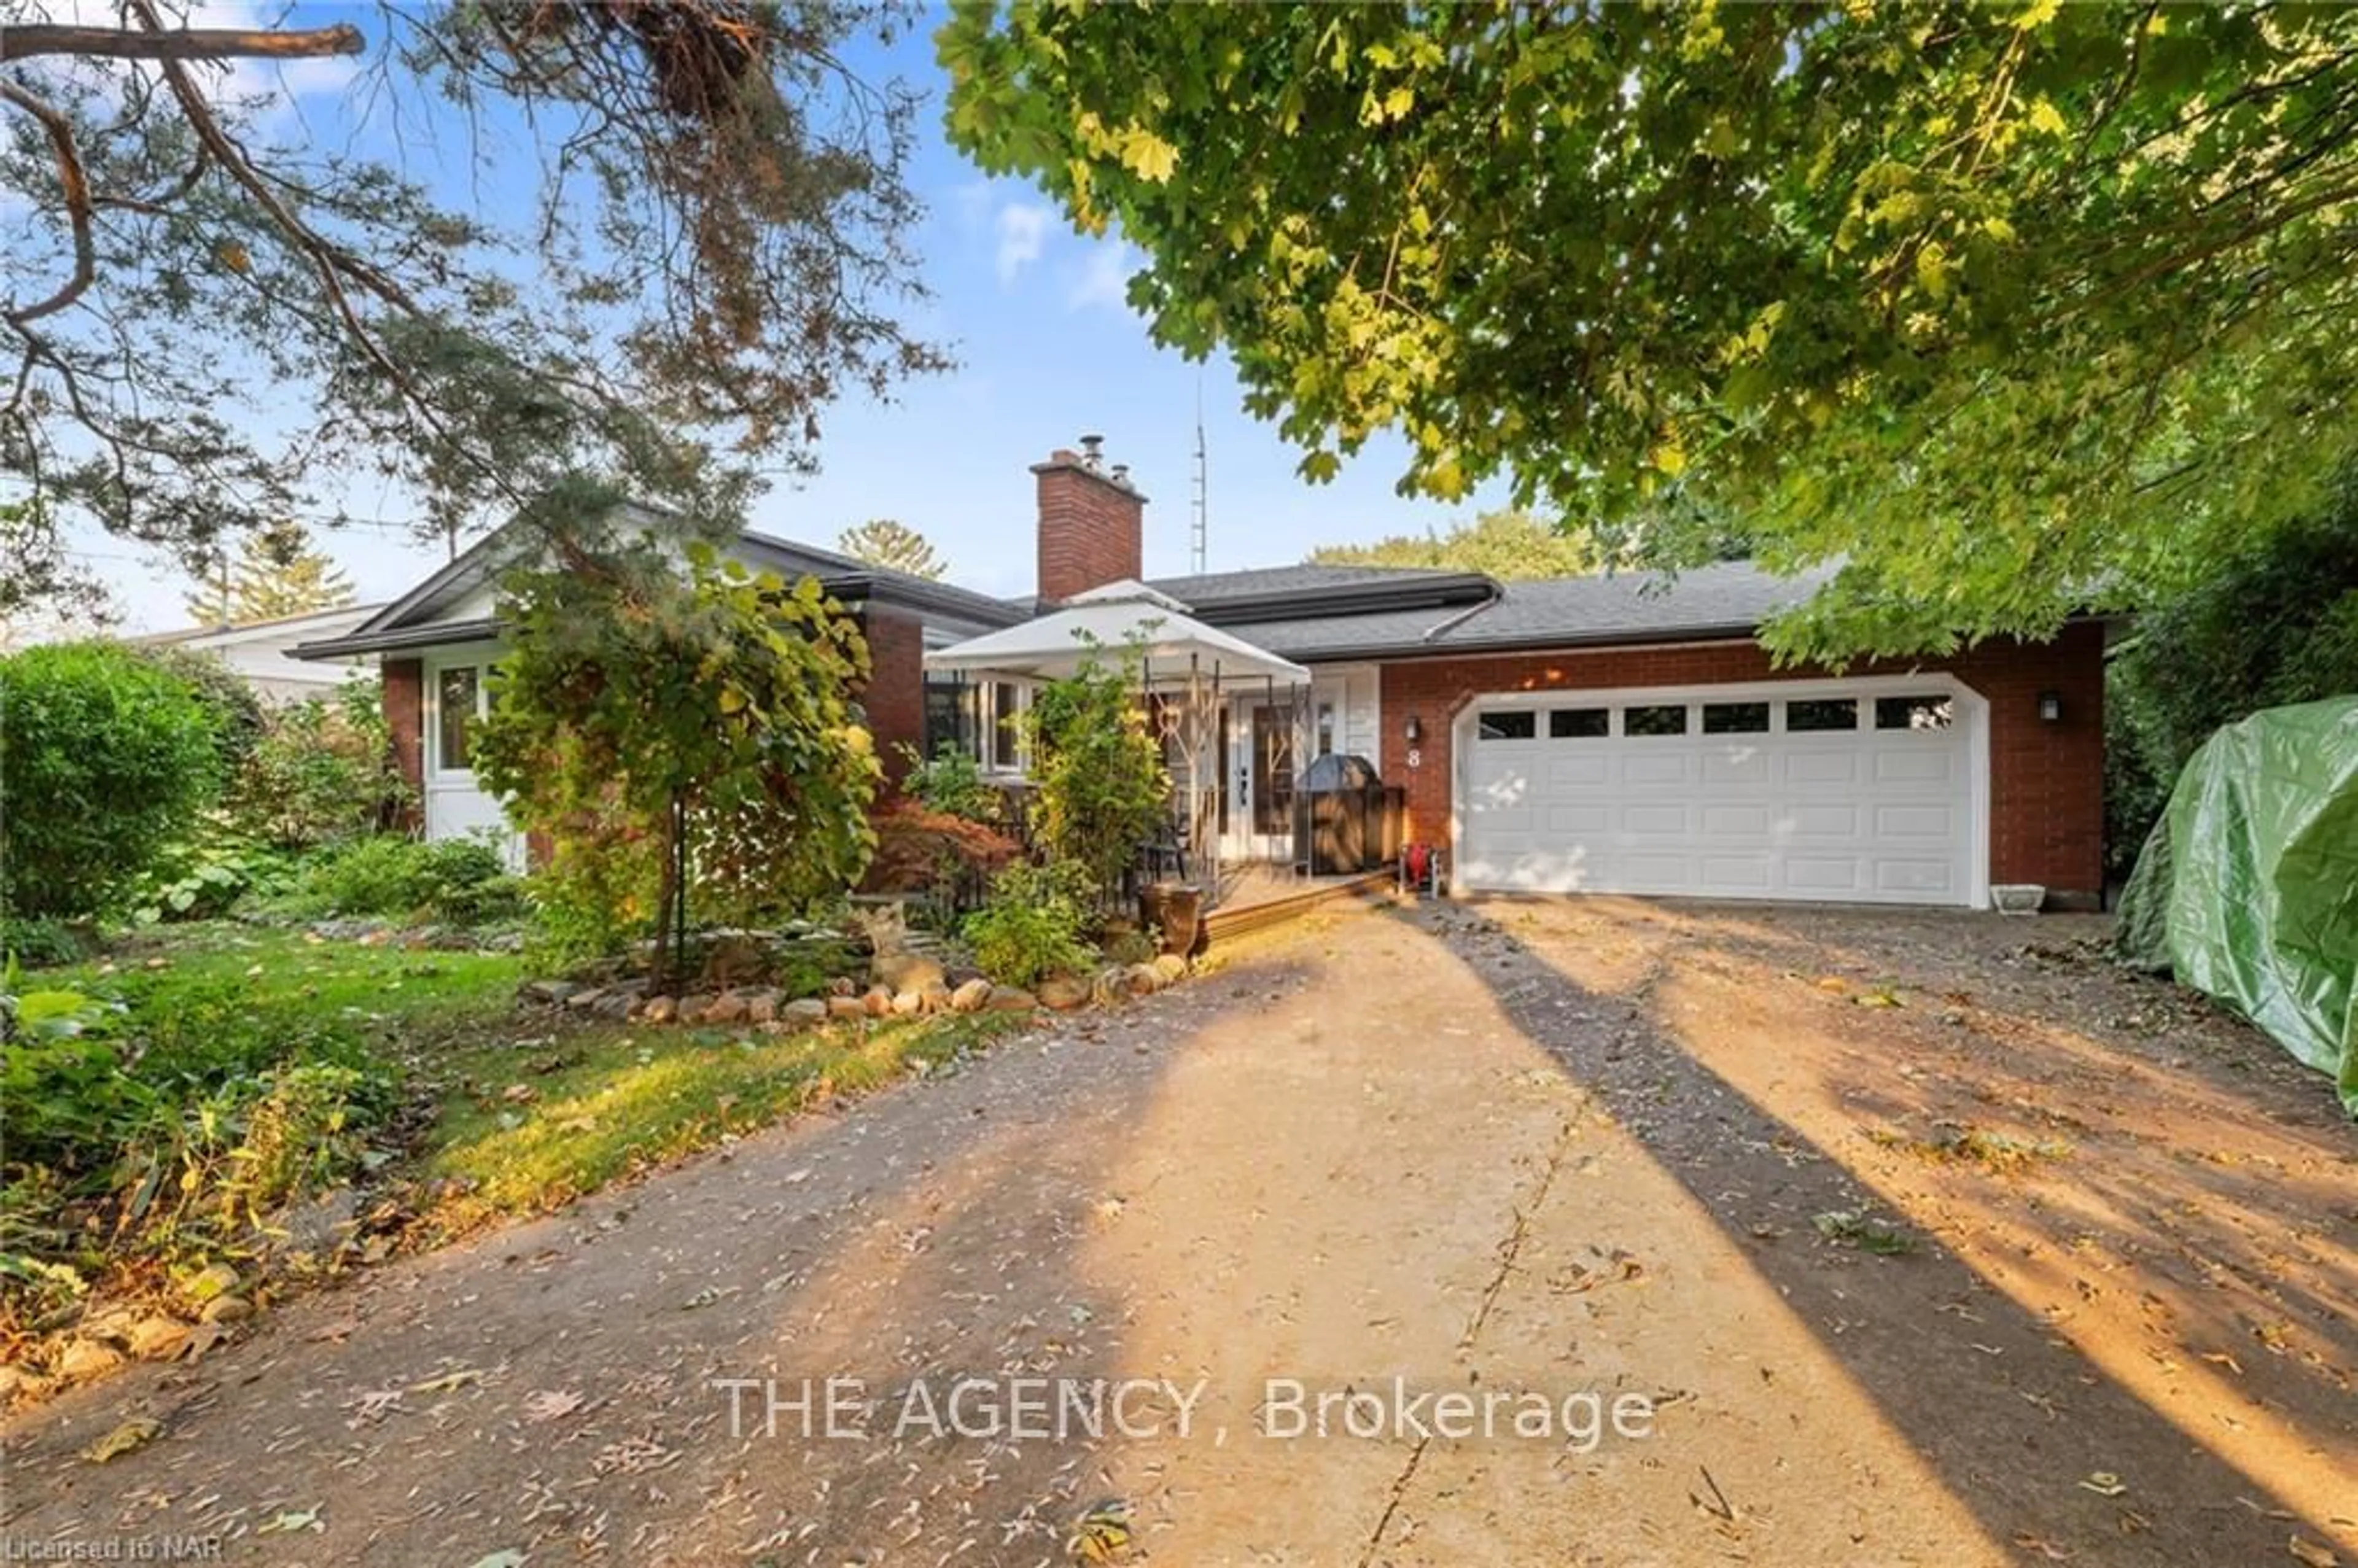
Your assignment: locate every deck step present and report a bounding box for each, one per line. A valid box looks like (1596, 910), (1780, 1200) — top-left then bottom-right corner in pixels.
(1201, 870), (1396, 945)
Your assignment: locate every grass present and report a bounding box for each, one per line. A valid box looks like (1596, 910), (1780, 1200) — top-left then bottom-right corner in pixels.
(421, 1010), (1032, 1222)
(36, 922), (526, 1042)
(8, 921), (1035, 1356)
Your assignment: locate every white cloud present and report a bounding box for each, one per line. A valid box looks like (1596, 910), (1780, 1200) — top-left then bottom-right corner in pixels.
(995, 202), (1049, 284)
(1067, 241), (1142, 314)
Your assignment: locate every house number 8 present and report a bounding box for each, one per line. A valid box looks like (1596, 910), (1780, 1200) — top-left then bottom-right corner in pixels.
(1406, 747), (1422, 769)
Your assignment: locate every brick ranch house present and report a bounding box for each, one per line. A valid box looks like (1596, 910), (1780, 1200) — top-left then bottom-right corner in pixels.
(298, 440), (2109, 910)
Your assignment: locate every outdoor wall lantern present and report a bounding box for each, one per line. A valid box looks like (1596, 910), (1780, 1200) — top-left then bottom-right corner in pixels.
(2037, 691), (2063, 724)
(1404, 714), (1423, 743)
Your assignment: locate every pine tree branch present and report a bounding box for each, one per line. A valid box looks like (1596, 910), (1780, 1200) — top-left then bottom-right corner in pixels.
(0, 23), (364, 66)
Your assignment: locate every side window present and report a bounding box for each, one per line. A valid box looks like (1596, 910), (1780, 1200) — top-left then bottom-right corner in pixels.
(1786, 698), (1858, 732)
(1875, 694), (1955, 732)
(436, 666), (479, 771)
(1622, 704), (1689, 737)
(1477, 710), (1538, 740)
(990, 680), (1023, 771)
(1549, 707), (1609, 739)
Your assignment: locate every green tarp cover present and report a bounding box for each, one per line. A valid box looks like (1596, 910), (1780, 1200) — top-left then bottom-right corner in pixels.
(2117, 696), (2358, 1117)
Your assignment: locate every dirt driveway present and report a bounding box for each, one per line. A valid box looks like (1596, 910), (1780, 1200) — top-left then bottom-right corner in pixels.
(6, 899), (2354, 1566)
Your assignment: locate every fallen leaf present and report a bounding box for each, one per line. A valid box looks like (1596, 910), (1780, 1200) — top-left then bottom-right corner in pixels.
(2289, 1537), (2338, 1568)
(523, 1389), (586, 1423)
(257, 1507), (323, 1534)
(81, 1418), (161, 1463)
(410, 1367), (483, 1394)
(2079, 1472), (2128, 1497)
(465, 1552), (527, 1568)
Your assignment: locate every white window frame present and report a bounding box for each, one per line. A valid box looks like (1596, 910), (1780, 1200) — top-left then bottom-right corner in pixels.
(977, 677), (1034, 779)
(426, 656), (492, 778)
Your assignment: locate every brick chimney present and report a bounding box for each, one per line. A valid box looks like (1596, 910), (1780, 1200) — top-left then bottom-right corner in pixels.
(1033, 434), (1146, 604)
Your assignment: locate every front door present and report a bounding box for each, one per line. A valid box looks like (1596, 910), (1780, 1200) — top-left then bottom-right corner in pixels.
(1252, 704), (1294, 836)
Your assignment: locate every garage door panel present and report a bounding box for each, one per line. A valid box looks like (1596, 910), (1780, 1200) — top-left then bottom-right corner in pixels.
(1701, 748), (1773, 785)
(1622, 753), (1691, 786)
(1624, 803), (1691, 836)
(1785, 803), (1860, 838)
(1546, 755), (1611, 788)
(1786, 751), (1861, 787)
(1461, 683), (1976, 907)
(1874, 749), (1955, 785)
(1702, 802), (1772, 837)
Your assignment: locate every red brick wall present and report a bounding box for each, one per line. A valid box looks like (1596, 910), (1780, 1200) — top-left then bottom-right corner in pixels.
(1033, 450), (1144, 603)
(1377, 623), (2107, 901)
(860, 605), (926, 791)
(381, 656), (425, 831)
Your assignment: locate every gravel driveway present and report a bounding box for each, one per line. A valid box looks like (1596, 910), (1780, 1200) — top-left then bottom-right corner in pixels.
(6, 898), (2353, 1566)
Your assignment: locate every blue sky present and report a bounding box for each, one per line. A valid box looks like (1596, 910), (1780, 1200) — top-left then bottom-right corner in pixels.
(69, 5), (1508, 631)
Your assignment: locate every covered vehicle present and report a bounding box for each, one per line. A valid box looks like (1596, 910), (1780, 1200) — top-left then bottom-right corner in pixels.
(2117, 697), (2358, 1116)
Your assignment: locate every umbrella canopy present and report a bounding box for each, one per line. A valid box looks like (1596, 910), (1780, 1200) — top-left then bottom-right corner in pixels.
(924, 580), (1310, 688)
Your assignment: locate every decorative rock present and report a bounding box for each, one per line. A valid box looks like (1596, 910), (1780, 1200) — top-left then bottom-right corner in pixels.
(564, 987), (606, 1011)
(280, 1186), (360, 1254)
(862, 985), (895, 1018)
(640, 995), (678, 1025)
(783, 998), (830, 1028)
(985, 987), (1038, 1012)
(828, 976), (858, 998)
(890, 990), (925, 1017)
(1089, 968), (1129, 1007)
(1151, 953), (1188, 985)
(1125, 963), (1164, 996)
(127, 1315), (193, 1362)
(874, 951), (948, 993)
(677, 993), (719, 1024)
(1040, 975), (1091, 1011)
(593, 992), (636, 1020)
(745, 990), (780, 1025)
(523, 979), (579, 1006)
(827, 995), (868, 1022)
(918, 981), (953, 1014)
(56, 1339), (123, 1381)
(949, 978), (994, 1014)
(704, 992), (751, 1027)
(200, 1295), (253, 1325)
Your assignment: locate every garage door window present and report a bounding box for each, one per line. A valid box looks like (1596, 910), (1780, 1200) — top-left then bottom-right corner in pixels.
(1786, 697), (1858, 732)
(1549, 707), (1609, 739)
(1623, 704), (1688, 737)
(1702, 701), (1770, 734)
(1478, 710), (1537, 740)
(1876, 694), (1954, 732)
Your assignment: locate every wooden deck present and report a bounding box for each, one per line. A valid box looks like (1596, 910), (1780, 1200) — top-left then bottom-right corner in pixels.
(1201, 864), (1397, 945)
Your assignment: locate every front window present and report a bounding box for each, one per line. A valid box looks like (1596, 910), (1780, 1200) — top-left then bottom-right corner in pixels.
(988, 680), (1029, 773)
(923, 678), (975, 758)
(436, 666), (479, 771)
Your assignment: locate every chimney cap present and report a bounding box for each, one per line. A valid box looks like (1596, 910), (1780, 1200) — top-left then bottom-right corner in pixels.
(1078, 433), (1105, 467)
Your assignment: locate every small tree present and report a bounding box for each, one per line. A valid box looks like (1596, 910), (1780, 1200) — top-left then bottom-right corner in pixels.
(0, 641), (224, 918)
(473, 543), (879, 985)
(1022, 650), (1169, 909)
(182, 522), (356, 626)
(228, 677), (411, 850)
(838, 518), (946, 580)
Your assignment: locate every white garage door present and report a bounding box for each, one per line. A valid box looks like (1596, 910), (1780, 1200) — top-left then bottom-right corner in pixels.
(1457, 680), (1983, 906)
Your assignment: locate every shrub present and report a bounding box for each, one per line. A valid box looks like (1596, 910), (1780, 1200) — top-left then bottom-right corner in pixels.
(862, 801), (1021, 896)
(2106, 482), (2358, 874)
(228, 678), (410, 850)
(0, 641), (226, 918)
(962, 862), (1095, 989)
(1023, 651), (1170, 908)
(140, 645), (266, 774)
(289, 834), (523, 925)
(899, 740), (1003, 823)
(1, 917), (84, 968)
(128, 834), (297, 924)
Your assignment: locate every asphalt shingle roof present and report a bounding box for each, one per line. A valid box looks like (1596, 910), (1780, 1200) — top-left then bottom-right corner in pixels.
(1208, 561), (1837, 660)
